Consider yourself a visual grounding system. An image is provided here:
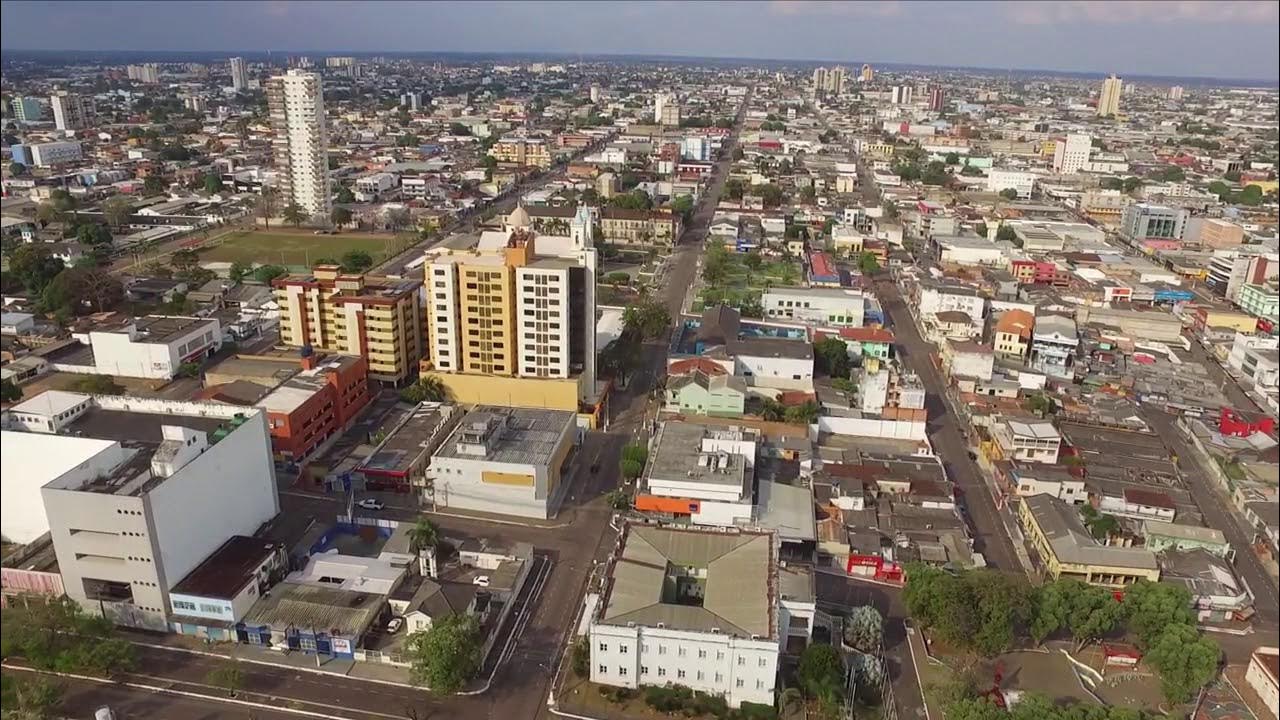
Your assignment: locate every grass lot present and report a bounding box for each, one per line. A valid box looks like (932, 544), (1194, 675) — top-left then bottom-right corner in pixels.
(694, 247), (803, 313)
(200, 230), (414, 270)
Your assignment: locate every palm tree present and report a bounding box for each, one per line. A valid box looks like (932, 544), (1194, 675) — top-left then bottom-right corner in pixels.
(418, 375), (447, 402)
(282, 203), (307, 228)
(409, 519), (440, 578)
(258, 186), (279, 229)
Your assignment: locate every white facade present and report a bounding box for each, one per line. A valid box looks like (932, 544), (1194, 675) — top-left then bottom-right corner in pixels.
(17, 396), (281, 631)
(1052, 134), (1092, 174)
(936, 236), (1006, 266)
(987, 170), (1037, 199)
(762, 287), (865, 327)
(229, 57), (249, 91)
(69, 317), (221, 380)
(590, 623), (779, 708)
(919, 287), (986, 322)
(29, 141), (83, 167)
(267, 70), (330, 218)
(1245, 648), (1279, 720)
(50, 91), (88, 131)
(516, 264), (573, 379)
(992, 420), (1061, 464)
(1011, 470), (1085, 504)
(1226, 333), (1279, 394)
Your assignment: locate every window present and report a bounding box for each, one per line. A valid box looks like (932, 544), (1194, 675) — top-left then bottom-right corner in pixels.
(698, 649), (707, 659)
(641, 666), (649, 675)
(172, 600), (196, 611)
(618, 667), (628, 677)
(598, 642), (607, 652)
(678, 647), (686, 658)
(658, 645), (666, 655)
(736, 678), (745, 688)
(715, 673), (723, 683)
(619, 645), (628, 654)
(716, 651), (724, 661)
(199, 603), (224, 615)
(757, 680), (765, 689)
(737, 657), (745, 666)
(677, 669), (686, 679)
(758, 658), (767, 667)
(598, 665), (607, 675)
(657, 667), (666, 677)
(697, 671), (704, 681)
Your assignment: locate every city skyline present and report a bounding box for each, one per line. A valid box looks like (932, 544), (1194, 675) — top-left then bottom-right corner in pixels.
(2, 0), (1278, 82)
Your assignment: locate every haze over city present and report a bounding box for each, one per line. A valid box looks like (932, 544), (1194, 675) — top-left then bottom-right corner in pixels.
(2, 0), (1279, 80)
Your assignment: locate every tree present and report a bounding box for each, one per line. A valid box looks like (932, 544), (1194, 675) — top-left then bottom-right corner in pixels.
(102, 195), (134, 228)
(999, 188), (1019, 200)
(448, 122), (471, 136)
(759, 398), (785, 422)
(881, 200), (899, 219)
(0, 595), (135, 677)
(253, 264), (288, 284)
(945, 152), (961, 165)
(903, 564), (1029, 656)
(400, 375), (447, 404)
(176, 361), (203, 379)
(743, 251), (764, 273)
(751, 183), (785, 208)
(724, 178), (745, 200)
(257, 186), (279, 228)
(1122, 580), (1194, 648)
(843, 605), (883, 653)
(798, 644), (845, 708)
(1146, 624), (1220, 704)
(205, 658), (244, 697)
(398, 133), (421, 147)
(386, 208), (411, 233)
(69, 374), (125, 395)
(621, 298), (670, 340)
(670, 194), (695, 223)
(620, 443), (648, 480)
(407, 614), (481, 694)
(1151, 165), (1185, 183)
(75, 223), (113, 247)
(143, 175), (168, 196)
(335, 186), (356, 204)
(1051, 579), (1123, 649)
(229, 260), (253, 283)
(203, 173), (224, 194)
(571, 637), (591, 678)
(610, 189), (653, 211)
(995, 224), (1018, 243)
(1, 376), (22, 403)
(407, 518), (439, 555)
(8, 160), (28, 176)
(702, 243), (732, 286)
(41, 267), (123, 315)
(341, 250), (374, 273)
(814, 335), (852, 379)
(0, 674), (63, 720)
(960, 164), (983, 177)
(858, 252), (880, 275)
(10, 245), (65, 294)
(331, 206), (353, 227)
(785, 401), (819, 425)
(605, 489), (631, 510)
(282, 203), (307, 228)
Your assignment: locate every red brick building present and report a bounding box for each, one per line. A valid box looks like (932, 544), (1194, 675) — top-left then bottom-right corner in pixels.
(258, 353), (371, 463)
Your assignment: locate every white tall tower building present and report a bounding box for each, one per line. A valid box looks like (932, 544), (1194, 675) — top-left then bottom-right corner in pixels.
(50, 90), (89, 131)
(1168, 86), (1184, 101)
(1052, 133), (1093, 174)
(229, 57), (249, 91)
(1097, 74), (1123, 117)
(266, 70), (331, 220)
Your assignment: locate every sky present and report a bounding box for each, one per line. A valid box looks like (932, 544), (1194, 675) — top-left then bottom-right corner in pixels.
(2, 0), (1278, 81)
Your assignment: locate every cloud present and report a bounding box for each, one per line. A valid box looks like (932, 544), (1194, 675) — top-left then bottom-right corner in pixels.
(768, 0), (901, 18)
(1007, 0), (1278, 26)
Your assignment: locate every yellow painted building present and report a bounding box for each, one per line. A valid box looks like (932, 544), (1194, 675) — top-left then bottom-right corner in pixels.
(1019, 494), (1160, 588)
(273, 266), (424, 385)
(489, 138), (553, 169)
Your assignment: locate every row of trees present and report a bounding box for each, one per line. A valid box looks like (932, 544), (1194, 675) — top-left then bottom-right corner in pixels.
(903, 564), (1220, 704)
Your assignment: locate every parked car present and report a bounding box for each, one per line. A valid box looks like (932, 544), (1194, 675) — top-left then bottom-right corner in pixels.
(356, 498), (384, 511)
(472, 575), (490, 588)
(386, 617), (404, 634)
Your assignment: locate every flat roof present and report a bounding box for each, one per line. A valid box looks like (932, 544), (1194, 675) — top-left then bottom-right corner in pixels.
(1143, 521), (1226, 545)
(360, 403), (456, 476)
(1023, 494), (1158, 570)
(171, 536), (278, 599)
(600, 524), (776, 640)
(130, 315), (218, 344)
(763, 286), (864, 300)
(1, 431), (117, 544)
(647, 422), (751, 489)
(8, 389), (88, 418)
(756, 480), (817, 542)
(434, 405), (573, 467)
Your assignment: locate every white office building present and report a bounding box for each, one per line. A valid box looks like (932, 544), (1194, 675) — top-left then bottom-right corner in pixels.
(229, 57), (249, 91)
(986, 170), (1038, 199)
(57, 316), (222, 380)
(1, 392), (280, 631)
(1052, 133), (1093, 174)
(590, 524), (783, 709)
(266, 70), (331, 219)
(762, 286), (866, 327)
(29, 141), (83, 167)
(427, 406), (578, 519)
(639, 422), (758, 526)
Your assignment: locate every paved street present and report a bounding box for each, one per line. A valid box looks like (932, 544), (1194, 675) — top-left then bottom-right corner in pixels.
(874, 277), (1023, 572)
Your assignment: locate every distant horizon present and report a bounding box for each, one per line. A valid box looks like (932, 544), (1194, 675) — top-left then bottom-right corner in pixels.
(2, 0), (1276, 84)
(4, 47), (1278, 88)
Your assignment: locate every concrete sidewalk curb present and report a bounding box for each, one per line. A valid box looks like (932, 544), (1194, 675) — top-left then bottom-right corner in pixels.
(2, 662), (370, 720)
(125, 639), (420, 690)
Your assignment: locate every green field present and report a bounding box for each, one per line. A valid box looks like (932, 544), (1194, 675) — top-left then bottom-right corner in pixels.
(200, 230), (414, 270)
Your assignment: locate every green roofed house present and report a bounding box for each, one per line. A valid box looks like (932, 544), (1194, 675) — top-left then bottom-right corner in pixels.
(1143, 521), (1232, 558)
(665, 369), (747, 417)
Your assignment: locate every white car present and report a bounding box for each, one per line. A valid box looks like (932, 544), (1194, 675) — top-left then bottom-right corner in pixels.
(472, 575), (490, 588)
(386, 617), (404, 634)
(355, 499), (384, 511)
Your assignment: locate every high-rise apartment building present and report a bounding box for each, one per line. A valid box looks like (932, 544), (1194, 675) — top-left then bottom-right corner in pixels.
(811, 67), (846, 94)
(273, 266), (424, 385)
(812, 67), (827, 91)
(11, 95), (42, 123)
(266, 70), (331, 220)
(928, 85), (945, 111)
(861, 64), (874, 82)
(229, 57), (249, 91)
(127, 64), (160, 83)
(50, 90), (89, 131)
(1052, 133), (1093, 174)
(655, 92), (680, 126)
(1097, 74), (1123, 117)
(422, 206), (598, 412)
(891, 85), (914, 105)
(1168, 86), (1184, 101)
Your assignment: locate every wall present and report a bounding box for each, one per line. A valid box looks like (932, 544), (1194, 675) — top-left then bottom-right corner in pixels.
(735, 354), (812, 382)
(814, 416), (928, 441)
(145, 411), (280, 592)
(428, 372), (582, 411)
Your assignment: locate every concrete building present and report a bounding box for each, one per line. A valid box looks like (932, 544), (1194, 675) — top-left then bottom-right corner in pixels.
(2, 392), (280, 631)
(273, 266), (424, 385)
(993, 309), (1034, 360)
(762, 287), (865, 327)
(56, 315), (222, 380)
(655, 92), (681, 127)
(427, 406), (578, 519)
(1007, 464), (1085, 504)
(1207, 248), (1279, 303)
(1199, 219), (1244, 249)
(990, 419), (1062, 464)
(50, 90), (89, 131)
(229, 57), (249, 91)
(266, 70), (330, 219)
(987, 170), (1037, 199)
(1052, 133), (1092, 174)
(1097, 74), (1123, 117)
(1119, 204), (1186, 246)
(1143, 522), (1230, 557)
(1238, 282), (1279, 319)
(935, 235), (1006, 267)
(489, 138), (553, 169)
(860, 64), (873, 82)
(254, 353), (371, 464)
(590, 524), (782, 708)
(665, 370), (748, 418)
(634, 422), (757, 526)
(11, 95), (43, 123)
(1019, 494), (1159, 588)
(127, 64), (160, 84)
(1030, 313), (1077, 379)
(1245, 647), (1279, 720)
(422, 206), (598, 412)
(167, 535), (285, 641)
(1226, 333), (1279, 395)
(28, 141), (83, 167)
(890, 85), (913, 105)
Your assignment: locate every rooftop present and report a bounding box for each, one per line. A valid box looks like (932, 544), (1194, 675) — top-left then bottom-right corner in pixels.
(1023, 494), (1158, 571)
(241, 581), (383, 637)
(647, 422), (752, 490)
(171, 536), (279, 599)
(599, 524), (776, 640)
(434, 405), (573, 467)
(360, 403), (457, 477)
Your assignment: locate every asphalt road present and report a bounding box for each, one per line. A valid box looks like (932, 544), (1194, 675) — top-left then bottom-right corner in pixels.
(873, 276), (1023, 573)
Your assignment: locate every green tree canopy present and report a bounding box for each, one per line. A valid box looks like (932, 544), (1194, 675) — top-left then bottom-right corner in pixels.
(798, 643), (845, 707)
(203, 173), (224, 194)
(9, 245), (65, 294)
(407, 613), (481, 693)
(1122, 580), (1194, 648)
(253, 264), (288, 284)
(813, 335), (852, 379)
(340, 249), (374, 273)
(281, 203), (307, 228)
(1146, 624), (1220, 704)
